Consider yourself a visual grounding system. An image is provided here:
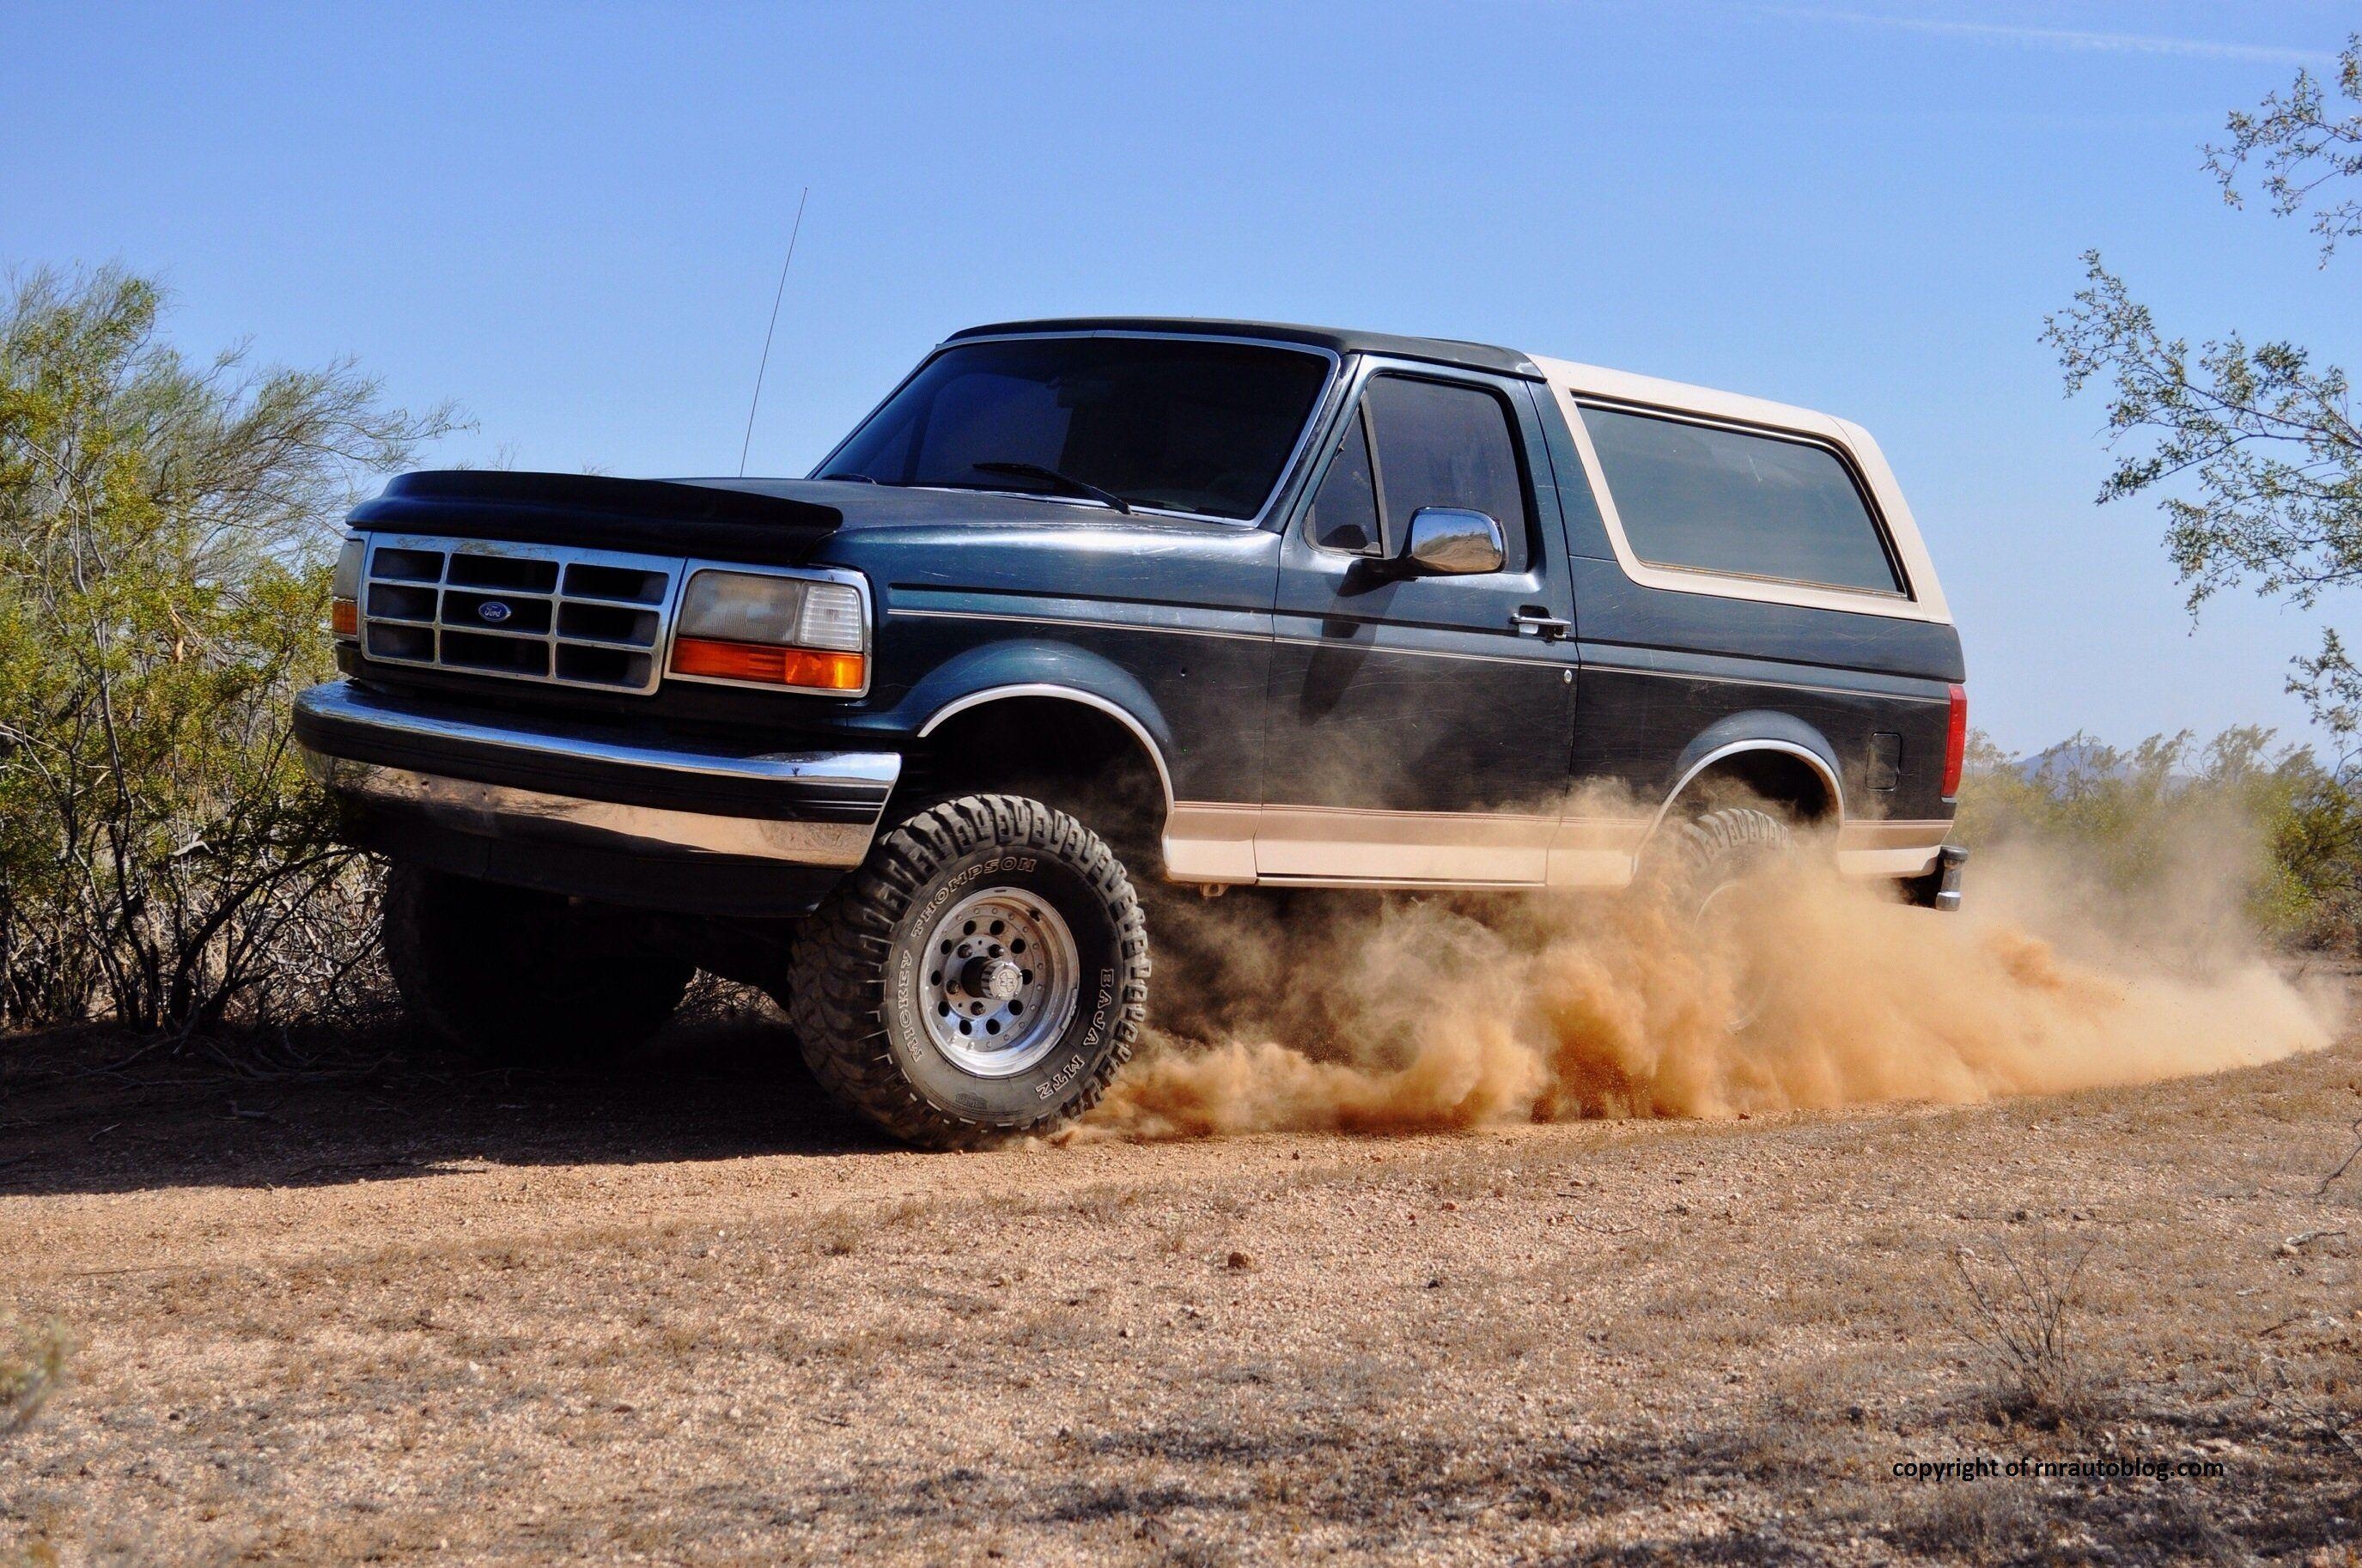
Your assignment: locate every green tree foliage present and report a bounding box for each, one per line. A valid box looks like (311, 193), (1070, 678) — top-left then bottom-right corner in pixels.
(2206, 40), (2362, 263)
(2043, 37), (2362, 758)
(0, 267), (456, 1030)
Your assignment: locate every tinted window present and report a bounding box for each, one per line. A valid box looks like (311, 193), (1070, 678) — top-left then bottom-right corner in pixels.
(1362, 376), (1529, 572)
(824, 337), (1331, 520)
(1580, 408), (1901, 593)
(1307, 410), (1379, 553)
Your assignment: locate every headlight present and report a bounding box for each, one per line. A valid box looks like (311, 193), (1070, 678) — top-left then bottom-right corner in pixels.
(669, 569), (868, 692)
(678, 571), (808, 644)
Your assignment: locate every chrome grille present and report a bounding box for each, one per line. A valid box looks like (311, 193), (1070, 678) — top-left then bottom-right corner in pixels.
(360, 536), (682, 695)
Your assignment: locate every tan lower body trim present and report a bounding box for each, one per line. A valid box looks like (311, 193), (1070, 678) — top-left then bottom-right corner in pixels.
(1832, 818), (1951, 878)
(1162, 803), (1258, 883)
(1548, 817), (1649, 890)
(1162, 805), (1953, 890)
(1253, 804), (1560, 884)
(1166, 805), (1646, 889)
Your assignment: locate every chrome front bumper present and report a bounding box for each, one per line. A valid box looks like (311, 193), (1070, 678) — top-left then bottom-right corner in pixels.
(293, 681), (902, 869)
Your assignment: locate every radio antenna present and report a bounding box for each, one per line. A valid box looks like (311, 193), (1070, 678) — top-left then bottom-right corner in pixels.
(738, 185), (810, 477)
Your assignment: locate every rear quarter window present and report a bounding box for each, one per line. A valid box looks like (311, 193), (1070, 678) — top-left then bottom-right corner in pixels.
(1580, 407), (1902, 595)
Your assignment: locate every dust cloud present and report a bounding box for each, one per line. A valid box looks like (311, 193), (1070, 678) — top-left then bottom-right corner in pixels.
(1076, 832), (2341, 1142)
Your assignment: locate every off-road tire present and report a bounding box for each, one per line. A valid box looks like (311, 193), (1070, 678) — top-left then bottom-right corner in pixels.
(1647, 806), (1794, 906)
(1643, 806), (1793, 1030)
(381, 863), (696, 1067)
(788, 794), (1149, 1150)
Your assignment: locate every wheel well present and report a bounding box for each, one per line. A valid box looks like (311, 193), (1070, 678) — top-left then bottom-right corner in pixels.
(904, 696), (1171, 872)
(1665, 746), (1839, 828)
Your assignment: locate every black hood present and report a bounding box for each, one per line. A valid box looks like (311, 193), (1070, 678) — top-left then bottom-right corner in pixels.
(345, 470), (1187, 567)
(347, 471), (845, 567)
(684, 475), (1190, 532)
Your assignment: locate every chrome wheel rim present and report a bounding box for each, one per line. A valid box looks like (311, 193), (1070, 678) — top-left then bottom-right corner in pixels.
(916, 887), (1081, 1077)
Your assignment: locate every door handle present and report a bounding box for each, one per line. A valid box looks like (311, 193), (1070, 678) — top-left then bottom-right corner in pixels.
(1510, 609), (1572, 640)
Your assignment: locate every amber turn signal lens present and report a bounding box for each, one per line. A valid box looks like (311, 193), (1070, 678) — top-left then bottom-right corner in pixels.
(670, 636), (865, 690)
(330, 597), (358, 638)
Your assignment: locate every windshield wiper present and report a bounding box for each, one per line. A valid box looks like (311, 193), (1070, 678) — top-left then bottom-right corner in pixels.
(819, 471), (881, 483)
(970, 461), (1133, 514)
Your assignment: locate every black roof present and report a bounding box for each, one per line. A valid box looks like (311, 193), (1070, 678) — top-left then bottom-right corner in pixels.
(943, 317), (1541, 380)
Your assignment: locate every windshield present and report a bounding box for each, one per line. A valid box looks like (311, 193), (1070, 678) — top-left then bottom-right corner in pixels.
(819, 336), (1333, 520)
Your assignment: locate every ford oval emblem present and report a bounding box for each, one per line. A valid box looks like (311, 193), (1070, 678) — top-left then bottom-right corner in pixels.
(477, 600), (513, 624)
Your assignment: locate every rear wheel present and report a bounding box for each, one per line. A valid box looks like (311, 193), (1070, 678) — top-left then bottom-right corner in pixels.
(788, 794), (1148, 1149)
(1645, 806), (1793, 1030)
(381, 864), (695, 1066)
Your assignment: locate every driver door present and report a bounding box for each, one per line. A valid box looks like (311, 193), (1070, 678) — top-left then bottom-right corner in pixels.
(1258, 362), (1579, 884)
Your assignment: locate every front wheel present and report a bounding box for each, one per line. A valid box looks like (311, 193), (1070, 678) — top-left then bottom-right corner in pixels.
(787, 794), (1149, 1149)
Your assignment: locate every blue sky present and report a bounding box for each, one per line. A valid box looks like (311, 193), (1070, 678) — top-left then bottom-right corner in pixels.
(5, 1), (2355, 753)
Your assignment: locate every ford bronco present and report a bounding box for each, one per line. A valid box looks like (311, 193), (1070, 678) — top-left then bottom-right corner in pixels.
(294, 319), (1968, 1147)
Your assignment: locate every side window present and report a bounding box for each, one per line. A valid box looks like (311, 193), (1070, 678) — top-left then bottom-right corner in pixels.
(1579, 407), (1902, 594)
(1362, 375), (1531, 573)
(1306, 409), (1380, 554)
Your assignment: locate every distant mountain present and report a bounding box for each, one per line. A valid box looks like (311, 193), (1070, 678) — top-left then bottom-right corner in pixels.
(2015, 739), (2126, 784)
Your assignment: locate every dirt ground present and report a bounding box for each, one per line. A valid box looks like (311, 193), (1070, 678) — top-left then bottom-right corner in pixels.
(4, 1005), (2362, 1566)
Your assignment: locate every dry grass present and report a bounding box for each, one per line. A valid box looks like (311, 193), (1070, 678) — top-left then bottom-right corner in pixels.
(4, 1016), (2362, 1563)
(0, 1316), (67, 1438)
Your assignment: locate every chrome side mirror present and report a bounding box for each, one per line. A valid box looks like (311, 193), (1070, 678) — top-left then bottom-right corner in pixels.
(1402, 507), (1506, 575)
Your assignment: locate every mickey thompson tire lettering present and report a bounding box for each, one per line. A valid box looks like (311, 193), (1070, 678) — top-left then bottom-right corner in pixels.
(1647, 805), (1793, 907)
(786, 794), (1149, 1150)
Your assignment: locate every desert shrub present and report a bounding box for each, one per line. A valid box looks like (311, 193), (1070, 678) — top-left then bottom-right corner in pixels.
(1944, 1237), (2096, 1423)
(0, 266), (454, 1030)
(1955, 726), (2362, 950)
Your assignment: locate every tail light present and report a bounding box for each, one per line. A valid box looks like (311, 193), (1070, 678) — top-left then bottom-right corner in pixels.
(1941, 684), (1967, 798)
